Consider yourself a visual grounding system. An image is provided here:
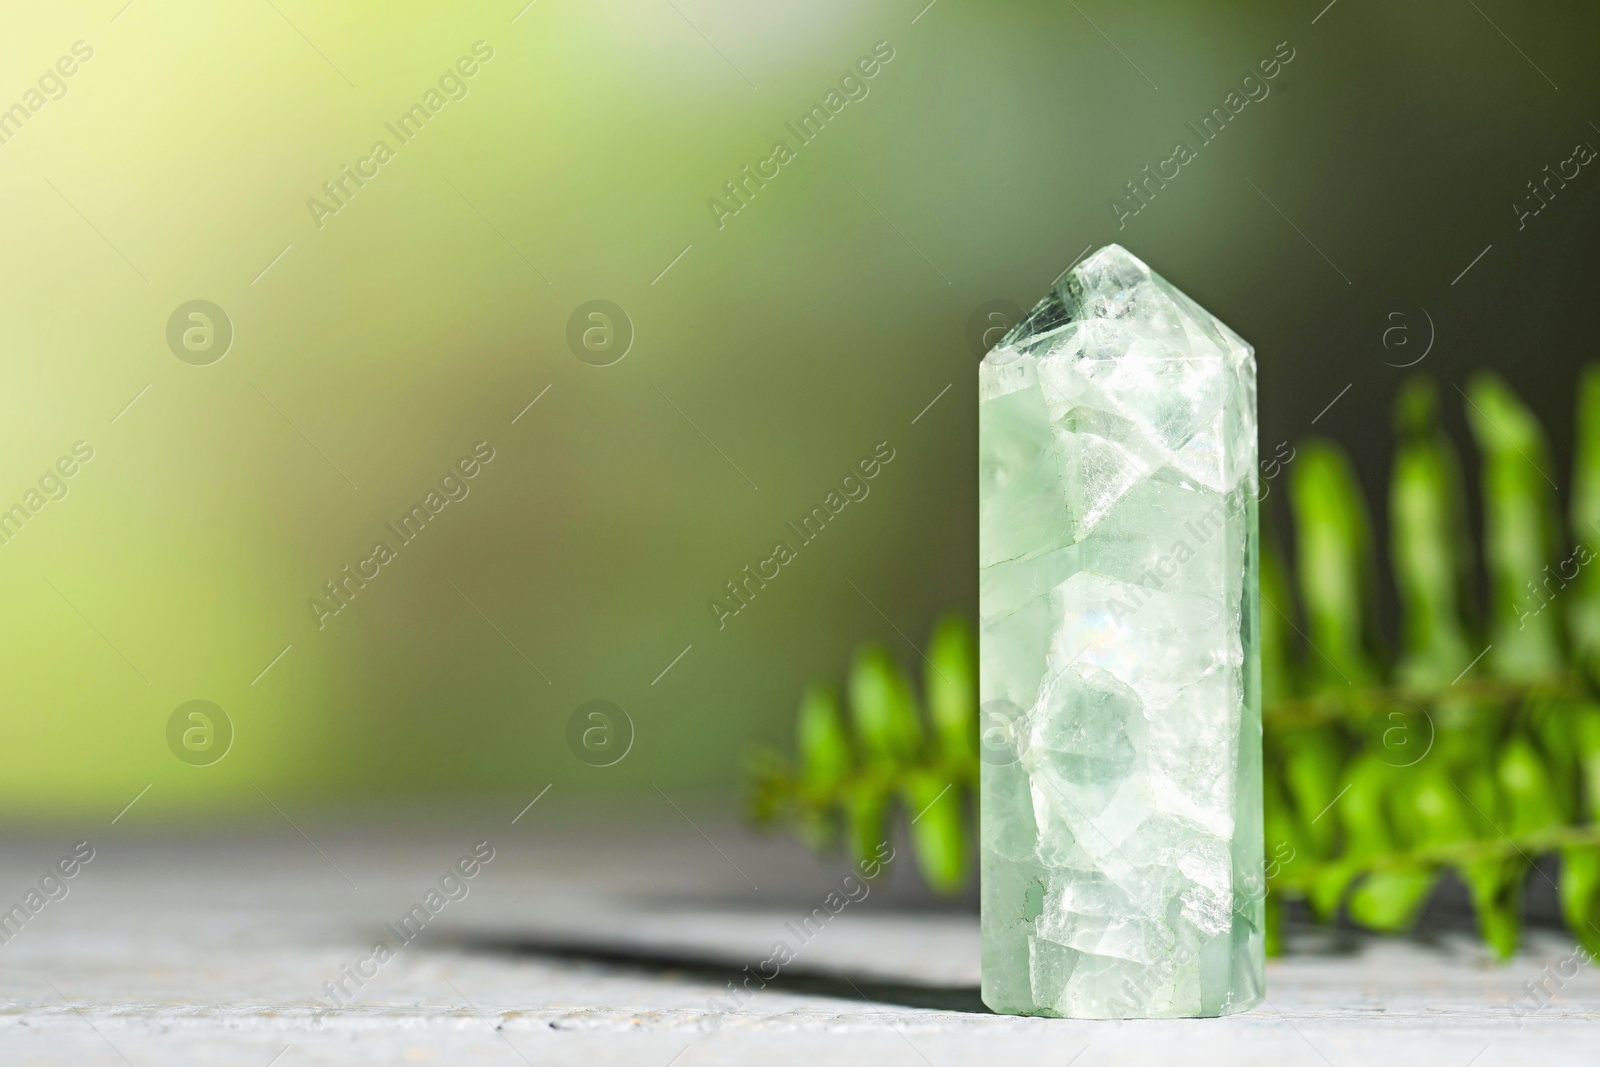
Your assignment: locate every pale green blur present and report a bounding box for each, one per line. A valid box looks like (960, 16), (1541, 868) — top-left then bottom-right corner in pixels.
(0, 0), (1589, 815)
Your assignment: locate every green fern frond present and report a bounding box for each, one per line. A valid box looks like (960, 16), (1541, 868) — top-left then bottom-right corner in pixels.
(748, 367), (1600, 960)
(747, 616), (976, 893)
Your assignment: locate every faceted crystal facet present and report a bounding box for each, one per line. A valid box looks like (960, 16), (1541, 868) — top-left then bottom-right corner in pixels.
(979, 245), (1263, 1019)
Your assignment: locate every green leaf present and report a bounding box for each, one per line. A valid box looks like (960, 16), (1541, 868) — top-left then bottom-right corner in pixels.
(847, 644), (923, 764)
(1569, 365), (1600, 679)
(1559, 845), (1600, 957)
(1309, 754), (1392, 917)
(902, 770), (967, 892)
(1346, 758), (1406, 864)
(1393, 764), (1473, 847)
(743, 747), (795, 828)
(1451, 742), (1531, 960)
(1573, 704), (1600, 822)
(1263, 761), (1308, 883)
(925, 615), (977, 768)
(1260, 533), (1297, 707)
(1390, 376), (1477, 689)
(1497, 732), (1566, 837)
(844, 779), (888, 870)
(1289, 441), (1381, 689)
(1526, 693), (1581, 821)
(1463, 372), (1564, 682)
(1349, 865), (1436, 931)
(1264, 891), (1285, 957)
(1279, 725), (1345, 860)
(796, 685), (850, 792)
(1461, 855), (1525, 960)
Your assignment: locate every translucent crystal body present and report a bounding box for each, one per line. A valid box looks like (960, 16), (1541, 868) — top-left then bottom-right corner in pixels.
(979, 245), (1263, 1018)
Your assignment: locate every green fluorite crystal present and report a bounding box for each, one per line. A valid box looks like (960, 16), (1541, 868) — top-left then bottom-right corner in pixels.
(978, 245), (1263, 1019)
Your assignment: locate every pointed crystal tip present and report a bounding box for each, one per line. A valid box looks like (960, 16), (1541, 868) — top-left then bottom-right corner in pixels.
(1070, 243), (1151, 285)
(985, 244), (1253, 376)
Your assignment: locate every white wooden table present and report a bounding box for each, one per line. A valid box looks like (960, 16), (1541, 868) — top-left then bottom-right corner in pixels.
(0, 799), (1593, 1065)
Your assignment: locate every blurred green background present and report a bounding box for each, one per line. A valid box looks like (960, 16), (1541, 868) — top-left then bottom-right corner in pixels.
(0, 0), (1592, 817)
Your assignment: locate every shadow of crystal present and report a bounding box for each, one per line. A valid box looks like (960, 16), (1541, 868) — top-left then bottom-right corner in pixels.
(440, 934), (989, 1014)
